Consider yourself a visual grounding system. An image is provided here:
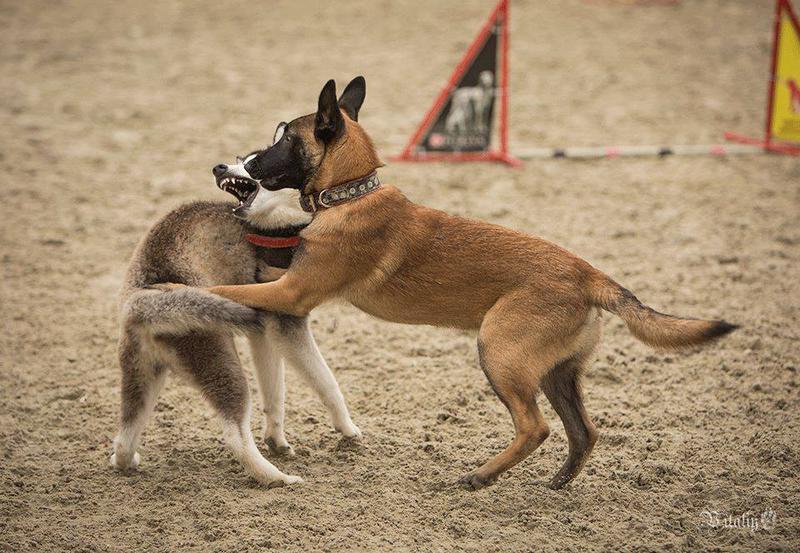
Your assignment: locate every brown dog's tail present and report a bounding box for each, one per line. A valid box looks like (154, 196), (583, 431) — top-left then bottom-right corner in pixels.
(587, 270), (737, 349)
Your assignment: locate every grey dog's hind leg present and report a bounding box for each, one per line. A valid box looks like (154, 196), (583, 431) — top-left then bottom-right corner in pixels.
(248, 331), (293, 456)
(111, 329), (167, 470)
(268, 317), (360, 438)
(169, 332), (301, 487)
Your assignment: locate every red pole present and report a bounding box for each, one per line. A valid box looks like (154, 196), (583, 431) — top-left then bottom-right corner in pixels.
(499, 0), (510, 157)
(764, 0), (784, 147)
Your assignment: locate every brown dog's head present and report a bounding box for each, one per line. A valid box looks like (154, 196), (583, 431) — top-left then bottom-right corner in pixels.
(243, 77), (381, 194)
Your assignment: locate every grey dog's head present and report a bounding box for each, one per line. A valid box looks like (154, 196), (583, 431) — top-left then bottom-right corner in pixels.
(212, 153), (310, 229)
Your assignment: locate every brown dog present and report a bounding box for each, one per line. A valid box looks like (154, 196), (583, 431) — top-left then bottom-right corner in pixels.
(181, 77), (736, 490)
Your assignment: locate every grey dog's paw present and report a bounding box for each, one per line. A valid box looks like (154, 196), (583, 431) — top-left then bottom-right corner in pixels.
(109, 451), (140, 471)
(266, 474), (303, 488)
(266, 437), (295, 457)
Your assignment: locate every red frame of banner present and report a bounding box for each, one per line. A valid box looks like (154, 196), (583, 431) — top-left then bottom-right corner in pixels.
(392, 0), (522, 167)
(725, 0), (800, 155)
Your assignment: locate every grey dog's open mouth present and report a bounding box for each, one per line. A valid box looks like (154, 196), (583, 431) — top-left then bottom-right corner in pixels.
(216, 176), (258, 206)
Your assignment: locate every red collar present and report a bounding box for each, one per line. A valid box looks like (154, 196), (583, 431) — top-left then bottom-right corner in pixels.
(245, 233), (301, 249)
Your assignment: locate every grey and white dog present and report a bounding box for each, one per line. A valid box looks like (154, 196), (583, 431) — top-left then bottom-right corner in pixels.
(110, 154), (360, 487)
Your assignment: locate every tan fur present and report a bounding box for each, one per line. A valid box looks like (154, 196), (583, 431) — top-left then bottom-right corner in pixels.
(307, 118), (383, 191)
(198, 101), (735, 490)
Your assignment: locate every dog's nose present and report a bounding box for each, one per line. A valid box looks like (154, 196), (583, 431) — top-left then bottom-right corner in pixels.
(212, 164), (228, 177)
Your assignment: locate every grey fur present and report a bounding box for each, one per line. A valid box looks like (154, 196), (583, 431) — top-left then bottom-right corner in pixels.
(110, 200), (358, 486)
(123, 287), (266, 335)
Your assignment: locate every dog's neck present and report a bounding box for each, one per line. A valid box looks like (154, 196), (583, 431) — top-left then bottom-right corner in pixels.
(243, 222), (306, 238)
(299, 171), (380, 213)
(306, 118), (382, 194)
(243, 222), (306, 270)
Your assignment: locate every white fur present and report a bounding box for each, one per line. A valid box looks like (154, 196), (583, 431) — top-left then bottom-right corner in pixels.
(221, 397), (302, 487)
(110, 368), (167, 470)
(218, 160), (311, 229)
(225, 161), (253, 179)
(111, 327), (305, 486)
(268, 319), (361, 438)
(248, 332), (291, 451)
(241, 186), (311, 229)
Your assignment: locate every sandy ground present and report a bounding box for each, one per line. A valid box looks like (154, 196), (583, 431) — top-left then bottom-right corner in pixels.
(2, 0), (799, 550)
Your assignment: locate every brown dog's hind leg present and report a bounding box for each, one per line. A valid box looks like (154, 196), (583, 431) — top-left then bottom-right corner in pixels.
(541, 356), (598, 489)
(459, 326), (552, 491)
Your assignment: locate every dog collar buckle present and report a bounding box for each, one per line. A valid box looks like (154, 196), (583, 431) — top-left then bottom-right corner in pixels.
(317, 190), (333, 209)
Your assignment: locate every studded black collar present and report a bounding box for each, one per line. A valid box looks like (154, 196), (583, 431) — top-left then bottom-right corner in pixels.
(300, 171), (380, 213)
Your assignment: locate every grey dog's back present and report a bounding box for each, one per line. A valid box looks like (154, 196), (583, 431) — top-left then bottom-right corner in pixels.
(124, 201), (260, 292)
(121, 201), (266, 335)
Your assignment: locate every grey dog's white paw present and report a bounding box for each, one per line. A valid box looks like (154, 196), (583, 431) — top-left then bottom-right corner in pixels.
(109, 451), (140, 471)
(266, 473), (304, 489)
(337, 423), (362, 440)
(265, 436), (296, 458)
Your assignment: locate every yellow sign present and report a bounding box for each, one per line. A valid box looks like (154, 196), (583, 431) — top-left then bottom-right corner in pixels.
(770, 0), (800, 143)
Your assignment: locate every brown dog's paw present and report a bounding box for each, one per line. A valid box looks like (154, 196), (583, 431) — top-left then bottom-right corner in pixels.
(458, 472), (496, 491)
(548, 471), (574, 490)
(265, 437), (295, 458)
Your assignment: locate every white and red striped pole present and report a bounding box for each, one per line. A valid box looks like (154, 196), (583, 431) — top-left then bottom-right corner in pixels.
(515, 143), (765, 160)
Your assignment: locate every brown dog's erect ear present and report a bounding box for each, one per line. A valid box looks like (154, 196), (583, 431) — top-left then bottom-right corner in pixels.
(338, 76), (366, 121)
(315, 79), (344, 143)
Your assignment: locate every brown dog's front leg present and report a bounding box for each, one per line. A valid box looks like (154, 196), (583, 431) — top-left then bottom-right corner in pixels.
(207, 278), (310, 317)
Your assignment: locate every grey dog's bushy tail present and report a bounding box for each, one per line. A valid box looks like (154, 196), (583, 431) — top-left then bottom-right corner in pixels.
(122, 287), (264, 335)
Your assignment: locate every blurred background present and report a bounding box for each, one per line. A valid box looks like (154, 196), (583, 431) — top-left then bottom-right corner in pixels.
(1, 1), (798, 550)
